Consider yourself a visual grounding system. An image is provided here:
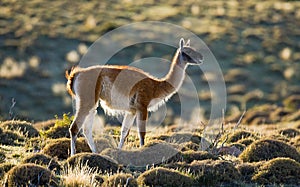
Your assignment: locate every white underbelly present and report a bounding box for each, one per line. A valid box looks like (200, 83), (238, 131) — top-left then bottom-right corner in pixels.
(148, 93), (173, 112)
(99, 99), (129, 116)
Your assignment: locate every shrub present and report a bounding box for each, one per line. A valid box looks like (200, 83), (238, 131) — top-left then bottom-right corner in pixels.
(42, 138), (90, 160)
(0, 129), (23, 146)
(290, 136), (300, 152)
(61, 163), (104, 187)
(237, 137), (255, 146)
(181, 150), (217, 163)
(24, 137), (46, 152)
(283, 95), (300, 111)
(189, 160), (241, 186)
(252, 157), (300, 185)
(41, 114), (73, 139)
(0, 163), (15, 179)
(239, 139), (300, 162)
(66, 153), (119, 174)
(279, 128), (300, 138)
(33, 119), (56, 131)
(226, 130), (256, 143)
(4, 163), (59, 186)
(137, 167), (195, 187)
(236, 162), (264, 183)
(0, 120), (39, 138)
(242, 105), (274, 125)
(179, 141), (200, 151)
(102, 173), (137, 187)
(0, 151), (5, 163)
(229, 142), (246, 151)
(22, 153), (61, 172)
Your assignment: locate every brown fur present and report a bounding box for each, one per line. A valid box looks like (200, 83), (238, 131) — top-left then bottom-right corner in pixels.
(66, 39), (204, 155)
(65, 66), (80, 97)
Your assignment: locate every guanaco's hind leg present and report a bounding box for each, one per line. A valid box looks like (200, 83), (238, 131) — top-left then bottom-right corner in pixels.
(118, 112), (136, 149)
(69, 97), (96, 156)
(82, 108), (97, 153)
(137, 109), (148, 147)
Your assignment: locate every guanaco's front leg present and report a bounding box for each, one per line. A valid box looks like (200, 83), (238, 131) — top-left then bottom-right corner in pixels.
(137, 109), (148, 147)
(118, 112), (136, 149)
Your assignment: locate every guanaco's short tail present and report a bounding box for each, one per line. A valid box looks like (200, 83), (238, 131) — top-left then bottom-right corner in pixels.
(65, 66), (79, 97)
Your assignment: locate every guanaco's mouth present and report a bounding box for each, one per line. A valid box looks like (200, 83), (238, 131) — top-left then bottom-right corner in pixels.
(197, 56), (204, 64)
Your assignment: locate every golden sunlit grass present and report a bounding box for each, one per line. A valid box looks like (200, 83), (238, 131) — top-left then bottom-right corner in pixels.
(61, 164), (100, 187)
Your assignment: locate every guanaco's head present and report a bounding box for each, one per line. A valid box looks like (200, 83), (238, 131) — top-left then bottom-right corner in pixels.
(178, 38), (204, 65)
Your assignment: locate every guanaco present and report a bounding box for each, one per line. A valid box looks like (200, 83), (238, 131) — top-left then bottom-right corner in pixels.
(66, 38), (203, 155)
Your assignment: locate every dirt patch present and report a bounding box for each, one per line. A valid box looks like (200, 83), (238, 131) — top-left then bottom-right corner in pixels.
(101, 142), (181, 166)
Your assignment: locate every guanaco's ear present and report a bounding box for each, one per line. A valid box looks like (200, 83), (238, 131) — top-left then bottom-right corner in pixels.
(179, 38), (185, 51)
(186, 39), (190, 47)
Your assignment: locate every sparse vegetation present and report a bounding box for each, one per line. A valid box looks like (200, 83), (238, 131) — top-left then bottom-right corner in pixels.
(181, 150), (218, 163)
(0, 163), (15, 179)
(236, 162), (263, 183)
(137, 167), (195, 187)
(4, 163), (59, 187)
(189, 160), (241, 186)
(42, 138), (90, 160)
(66, 153), (119, 174)
(239, 139), (300, 162)
(279, 128), (300, 138)
(252, 157), (300, 185)
(0, 120), (39, 138)
(22, 153), (61, 173)
(61, 163), (103, 187)
(0, 128), (24, 146)
(102, 173), (137, 187)
(226, 130), (257, 143)
(40, 114), (73, 139)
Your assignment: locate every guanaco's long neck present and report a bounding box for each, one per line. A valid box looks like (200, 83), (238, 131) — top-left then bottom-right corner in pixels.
(160, 50), (187, 96)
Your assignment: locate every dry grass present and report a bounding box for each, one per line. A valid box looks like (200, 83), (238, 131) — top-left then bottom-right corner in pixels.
(61, 163), (101, 187)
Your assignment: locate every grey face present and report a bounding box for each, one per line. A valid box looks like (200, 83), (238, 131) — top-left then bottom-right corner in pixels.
(178, 38), (204, 65)
(181, 46), (204, 65)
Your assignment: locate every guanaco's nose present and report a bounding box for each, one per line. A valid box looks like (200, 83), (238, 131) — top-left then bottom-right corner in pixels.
(198, 56), (204, 64)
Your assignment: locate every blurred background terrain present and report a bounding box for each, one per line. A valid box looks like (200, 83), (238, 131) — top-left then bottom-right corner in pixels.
(0, 0), (299, 122)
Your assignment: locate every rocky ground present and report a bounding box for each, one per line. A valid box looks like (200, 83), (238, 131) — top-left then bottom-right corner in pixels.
(0, 0), (299, 121)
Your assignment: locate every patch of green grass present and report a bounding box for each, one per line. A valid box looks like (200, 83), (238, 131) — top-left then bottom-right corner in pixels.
(40, 113), (73, 139)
